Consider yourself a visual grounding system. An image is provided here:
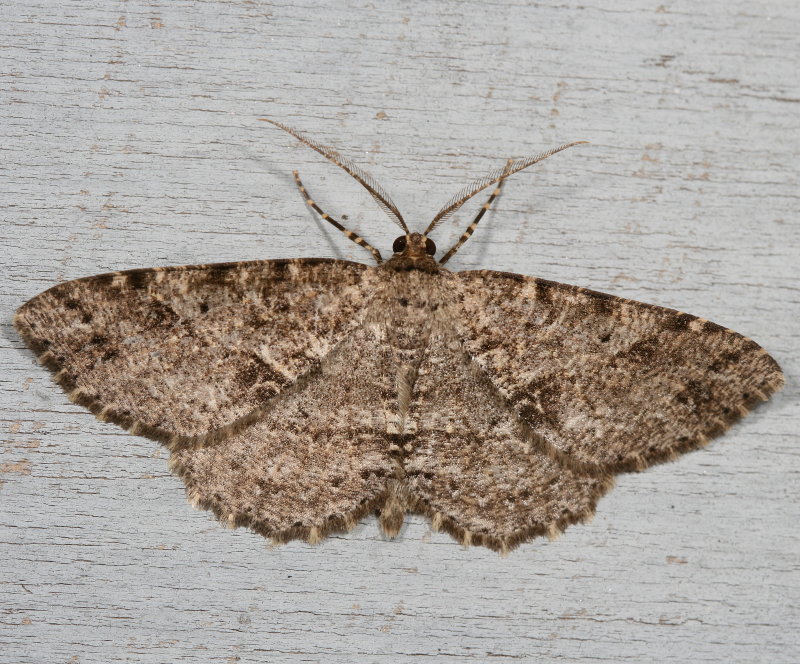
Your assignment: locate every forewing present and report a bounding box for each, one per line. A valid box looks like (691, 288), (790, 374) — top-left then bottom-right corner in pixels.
(452, 270), (784, 472)
(405, 331), (611, 552)
(15, 258), (372, 445)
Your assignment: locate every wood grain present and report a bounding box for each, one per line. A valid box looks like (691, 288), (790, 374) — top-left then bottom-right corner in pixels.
(1, 1), (797, 662)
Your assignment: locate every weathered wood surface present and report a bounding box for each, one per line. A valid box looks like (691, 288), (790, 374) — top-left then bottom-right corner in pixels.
(1, 1), (798, 662)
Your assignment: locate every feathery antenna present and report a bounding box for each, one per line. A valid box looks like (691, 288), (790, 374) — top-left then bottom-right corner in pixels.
(424, 141), (588, 236)
(260, 118), (409, 233)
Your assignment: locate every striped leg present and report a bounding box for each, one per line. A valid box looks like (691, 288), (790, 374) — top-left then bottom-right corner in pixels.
(438, 160), (512, 266)
(293, 171), (383, 265)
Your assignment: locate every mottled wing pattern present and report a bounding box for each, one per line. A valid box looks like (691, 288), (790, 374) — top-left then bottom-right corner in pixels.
(452, 270), (784, 472)
(404, 330), (612, 552)
(170, 326), (398, 542)
(14, 259), (372, 447)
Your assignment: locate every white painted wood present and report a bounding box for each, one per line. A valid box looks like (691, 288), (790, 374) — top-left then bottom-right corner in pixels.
(1, 1), (797, 662)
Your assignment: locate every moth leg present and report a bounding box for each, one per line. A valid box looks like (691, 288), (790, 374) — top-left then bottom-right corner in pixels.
(438, 160), (511, 266)
(292, 170), (384, 265)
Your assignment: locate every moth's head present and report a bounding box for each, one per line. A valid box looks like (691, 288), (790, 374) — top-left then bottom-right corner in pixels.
(385, 232), (439, 272)
(393, 232), (436, 258)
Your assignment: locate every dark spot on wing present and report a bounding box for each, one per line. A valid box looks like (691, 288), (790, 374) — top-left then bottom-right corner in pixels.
(270, 261), (290, 278)
(126, 270), (149, 290)
(675, 379), (711, 407)
(664, 312), (695, 331)
(621, 337), (659, 363)
(587, 291), (615, 316)
(273, 299), (290, 313)
(204, 264), (233, 285)
(709, 350), (742, 373)
(516, 379), (562, 429)
(101, 349), (118, 362)
(535, 280), (554, 304)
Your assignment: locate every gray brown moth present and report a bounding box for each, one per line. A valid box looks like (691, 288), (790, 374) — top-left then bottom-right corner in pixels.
(14, 120), (784, 554)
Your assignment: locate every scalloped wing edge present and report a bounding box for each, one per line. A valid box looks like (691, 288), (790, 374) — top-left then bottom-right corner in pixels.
(13, 257), (369, 450)
(457, 269), (785, 475)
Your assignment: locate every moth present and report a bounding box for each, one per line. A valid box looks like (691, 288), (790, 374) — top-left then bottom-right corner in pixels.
(14, 119), (784, 554)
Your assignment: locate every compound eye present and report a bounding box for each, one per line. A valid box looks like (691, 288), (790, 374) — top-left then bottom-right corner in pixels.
(392, 235), (407, 253)
(424, 237), (437, 255)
